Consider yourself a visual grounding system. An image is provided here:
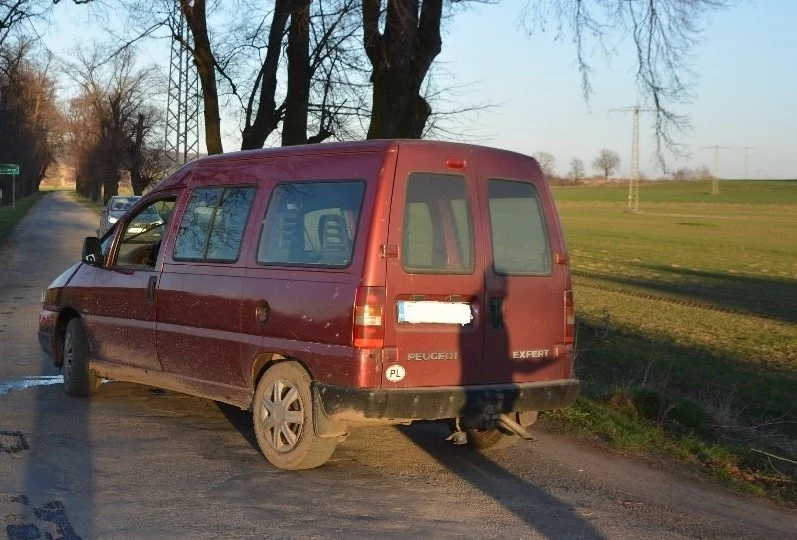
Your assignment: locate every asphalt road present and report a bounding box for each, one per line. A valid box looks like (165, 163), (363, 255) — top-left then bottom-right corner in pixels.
(1, 192), (795, 539)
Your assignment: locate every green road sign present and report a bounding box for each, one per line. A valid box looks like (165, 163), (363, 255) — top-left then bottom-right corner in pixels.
(0, 163), (20, 175)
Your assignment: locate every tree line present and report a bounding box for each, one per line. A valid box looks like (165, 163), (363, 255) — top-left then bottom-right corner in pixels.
(535, 149), (621, 182)
(0, 0), (729, 204)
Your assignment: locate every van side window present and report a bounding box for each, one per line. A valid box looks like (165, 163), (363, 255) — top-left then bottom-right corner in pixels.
(257, 181), (365, 267)
(173, 186), (256, 262)
(487, 180), (551, 275)
(114, 197), (176, 267)
(402, 173), (474, 274)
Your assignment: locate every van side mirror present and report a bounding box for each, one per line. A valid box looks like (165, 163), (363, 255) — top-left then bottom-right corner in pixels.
(82, 237), (103, 267)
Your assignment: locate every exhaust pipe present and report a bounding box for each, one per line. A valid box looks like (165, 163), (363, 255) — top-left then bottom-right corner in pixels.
(498, 414), (535, 441)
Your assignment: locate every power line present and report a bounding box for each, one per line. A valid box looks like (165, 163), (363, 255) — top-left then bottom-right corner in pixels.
(609, 106), (653, 212)
(699, 145), (733, 194)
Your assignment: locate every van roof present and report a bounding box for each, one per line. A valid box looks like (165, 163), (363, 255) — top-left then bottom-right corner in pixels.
(154, 139), (536, 192)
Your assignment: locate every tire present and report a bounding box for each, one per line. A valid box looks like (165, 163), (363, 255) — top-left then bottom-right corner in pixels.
(464, 428), (519, 451)
(62, 318), (97, 397)
(253, 362), (337, 470)
(450, 410), (539, 451)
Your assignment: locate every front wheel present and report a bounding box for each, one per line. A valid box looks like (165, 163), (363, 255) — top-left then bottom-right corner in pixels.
(62, 318), (97, 397)
(253, 362), (337, 470)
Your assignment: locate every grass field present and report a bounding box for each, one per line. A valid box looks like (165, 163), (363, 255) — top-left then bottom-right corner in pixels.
(0, 192), (47, 247)
(555, 179), (797, 204)
(548, 180), (797, 505)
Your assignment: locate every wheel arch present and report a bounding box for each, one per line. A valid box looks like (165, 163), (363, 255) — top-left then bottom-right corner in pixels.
(248, 352), (347, 440)
(54, 308), (80, 367)
(250, 352), (316, 400)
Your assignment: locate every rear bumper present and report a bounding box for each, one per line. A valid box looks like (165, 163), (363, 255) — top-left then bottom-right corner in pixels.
(313, 379), (579, 422)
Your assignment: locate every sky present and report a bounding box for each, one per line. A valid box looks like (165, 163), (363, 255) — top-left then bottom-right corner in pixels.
(44, 0), (797, 179)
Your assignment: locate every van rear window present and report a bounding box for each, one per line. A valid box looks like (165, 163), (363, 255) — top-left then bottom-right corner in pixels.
(402, 173), (474, 274)
(487, 180), (551, 275)
(257, 181), (365, 268)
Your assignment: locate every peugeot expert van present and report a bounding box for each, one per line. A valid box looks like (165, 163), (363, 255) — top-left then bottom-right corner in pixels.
(39, 140), (578, 470)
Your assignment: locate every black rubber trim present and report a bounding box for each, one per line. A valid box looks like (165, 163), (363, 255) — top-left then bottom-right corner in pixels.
(313, 379), (579, 421)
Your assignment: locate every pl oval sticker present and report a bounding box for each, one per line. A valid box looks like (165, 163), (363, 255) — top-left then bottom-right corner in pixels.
(385, 364), (406, 382)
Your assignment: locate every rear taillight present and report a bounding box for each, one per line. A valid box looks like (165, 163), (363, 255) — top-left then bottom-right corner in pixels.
(564, 290), (575, 344)
(353, 286), (385, 348)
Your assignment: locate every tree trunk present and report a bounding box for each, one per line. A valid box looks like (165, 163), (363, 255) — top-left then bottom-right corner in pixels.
(130, 113), (146, 195)
(240, 0), (291, 150)
(363, 0), (442, 140)
(89, 178), (101, 203)
(368, 71), (431, 139)
(103, 171), (120, 204)
(282, 0), (312, 146)
(181, 0), (223, 155)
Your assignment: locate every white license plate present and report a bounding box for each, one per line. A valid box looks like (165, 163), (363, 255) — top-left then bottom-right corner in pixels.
(397, 301), (473, 326)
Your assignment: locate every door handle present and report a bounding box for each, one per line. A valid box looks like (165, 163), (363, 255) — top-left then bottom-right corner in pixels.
(147, 275), (157, 304)
(489, 297), (504, 329)
(256, 300), (270, 325)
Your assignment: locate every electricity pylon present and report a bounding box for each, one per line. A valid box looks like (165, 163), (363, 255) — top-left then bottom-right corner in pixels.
(736, 146), (754, 179)
(165, 11), (200, 169)
(609, 106), (653, 212)
(700, 145), (732, 194)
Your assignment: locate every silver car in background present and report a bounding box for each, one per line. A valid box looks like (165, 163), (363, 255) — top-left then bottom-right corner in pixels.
(98, 196), (142, 237)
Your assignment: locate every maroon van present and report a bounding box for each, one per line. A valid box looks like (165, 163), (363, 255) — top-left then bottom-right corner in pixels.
(39, 140), (578, 469)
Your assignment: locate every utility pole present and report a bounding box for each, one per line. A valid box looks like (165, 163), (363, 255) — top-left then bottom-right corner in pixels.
(737, 146), (754, 179)
(609, 106), (653, 212)
(165, 10), (200, 169)
(700, 145), (732, 194)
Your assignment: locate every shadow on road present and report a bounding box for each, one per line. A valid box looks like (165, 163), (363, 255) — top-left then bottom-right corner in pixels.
(2, 194), (98, 539)
(401, 423), (604, 539)
(215, 401), (259, 453)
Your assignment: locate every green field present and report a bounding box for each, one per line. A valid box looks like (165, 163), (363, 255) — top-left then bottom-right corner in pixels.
(555, 179), (797, 204)
(548, 180), (797, 504)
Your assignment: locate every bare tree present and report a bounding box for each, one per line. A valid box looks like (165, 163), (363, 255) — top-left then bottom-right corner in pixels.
(362, 0), (443, 139)
(569, 157), (585, 182)
(533, 151), (556, 178)
(671, 165), (711, 181)
(65, 46), (161, 201)
(98, 0), (364, 152)
(129, 106), (168, 195)
(175, 0), (222, 154)
(523, 1), (729, 166)
(0, 0), (49, 48)
(0, 40), (61, 203)
(592, 148), (620, 179)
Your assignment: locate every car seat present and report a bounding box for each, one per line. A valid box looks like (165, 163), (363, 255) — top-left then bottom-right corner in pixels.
(317, 214), (351, 265)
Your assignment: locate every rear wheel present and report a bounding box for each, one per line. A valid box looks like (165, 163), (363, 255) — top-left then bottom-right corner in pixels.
(253, 362), (337, 470)
(62, 318), (97, 397)
(452, 411), (538, 451)
(465, 428), (518, 450)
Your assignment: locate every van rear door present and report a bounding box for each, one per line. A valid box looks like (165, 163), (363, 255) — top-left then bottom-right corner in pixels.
(478, 156), (570, 384)
(382, 146), (485, 387)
